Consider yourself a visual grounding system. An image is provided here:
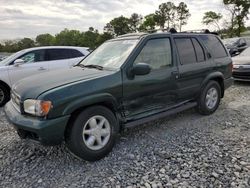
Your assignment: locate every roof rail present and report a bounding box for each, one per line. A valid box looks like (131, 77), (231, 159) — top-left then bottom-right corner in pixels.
(180, 29), (219, 35)
(116, 33), (147, 38)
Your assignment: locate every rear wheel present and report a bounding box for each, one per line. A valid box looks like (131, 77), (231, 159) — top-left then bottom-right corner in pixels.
(65, 106), (119, 161)
(0, 84), (10, 107)
(197, 81), (221, 115)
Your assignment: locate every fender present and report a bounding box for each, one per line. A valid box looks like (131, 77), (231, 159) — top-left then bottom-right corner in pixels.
(62, 93), (119, 116)
(200, 71), (224, 97)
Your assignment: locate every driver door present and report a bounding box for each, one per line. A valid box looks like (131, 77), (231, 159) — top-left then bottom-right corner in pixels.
(8, 49), (49, 85)
(122, 37), (178, 120)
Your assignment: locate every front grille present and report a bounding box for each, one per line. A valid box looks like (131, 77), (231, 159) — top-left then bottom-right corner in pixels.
(11, 91), (21, 112)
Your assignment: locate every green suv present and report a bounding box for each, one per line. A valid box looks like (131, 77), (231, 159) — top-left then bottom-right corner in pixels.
(5, 32), (233, 161)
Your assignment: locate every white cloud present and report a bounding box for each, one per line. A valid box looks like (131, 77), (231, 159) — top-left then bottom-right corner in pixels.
(0, 0), (249, 39)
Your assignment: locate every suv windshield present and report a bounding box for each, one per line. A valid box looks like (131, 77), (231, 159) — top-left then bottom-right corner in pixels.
(80, 39), (138, 69)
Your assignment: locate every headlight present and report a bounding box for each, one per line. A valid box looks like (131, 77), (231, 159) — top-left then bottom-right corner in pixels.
(23, 99), (52, 116)
(233, 64), (239, 69)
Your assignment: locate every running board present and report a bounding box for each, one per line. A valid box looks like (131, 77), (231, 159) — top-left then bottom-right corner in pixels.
(124, 102), (197, 128)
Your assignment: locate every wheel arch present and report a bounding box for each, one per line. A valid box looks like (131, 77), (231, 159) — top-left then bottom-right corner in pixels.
(0, 80), (11, 91)
(63, 94), (122, 138)
(200, 72), (224, 98)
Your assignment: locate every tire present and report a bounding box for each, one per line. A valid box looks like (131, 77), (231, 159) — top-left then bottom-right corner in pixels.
(197, 81), (221, 115)
(0, 84), (10, 107)
(65, 106), (119, 161)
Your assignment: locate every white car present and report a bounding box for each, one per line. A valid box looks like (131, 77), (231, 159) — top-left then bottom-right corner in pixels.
(232, 47), (250, 81)
(0, 46), (89, 106)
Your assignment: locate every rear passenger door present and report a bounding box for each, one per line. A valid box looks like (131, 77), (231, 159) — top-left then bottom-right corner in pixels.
(174, 36), (212, 101)
(200, 35), (232, 79)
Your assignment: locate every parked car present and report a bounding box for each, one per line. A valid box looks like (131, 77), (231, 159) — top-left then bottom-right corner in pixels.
(222, 37), (250, 57)
(5, 32), (233, 161)
(0, 46), (89, 106)
(232, 47), (250, 81)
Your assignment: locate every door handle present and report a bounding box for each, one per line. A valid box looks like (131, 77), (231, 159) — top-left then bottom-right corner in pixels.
(172, 71), (179, 79)
(38, 67), (47, 71)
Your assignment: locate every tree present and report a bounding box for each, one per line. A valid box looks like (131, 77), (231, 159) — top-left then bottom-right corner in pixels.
(96, 32), (114, 47)
(129, 13), (143, 32)
(155, 2), (176, 29)
(104, 23), (115, 35)
(55, 29), (82, 46)
(80, 28), (100, 49)
(202, 11), (222, 31)
(109, 16), (131, 36)
(176, 2), (191, 31)
(139, 14), (157, 31)
(224, 0), (250, 37)
(17, 38), (35, 50)
(36, 33), (55, 46)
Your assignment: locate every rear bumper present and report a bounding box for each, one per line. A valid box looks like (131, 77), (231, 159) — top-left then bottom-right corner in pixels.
(4, 101), (70, 145)
(224, 77), (234, 89)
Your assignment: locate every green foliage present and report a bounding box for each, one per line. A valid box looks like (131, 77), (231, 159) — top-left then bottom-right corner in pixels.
(17, 38), (35, 50)
(139, 14), (157, 31)
(176, 2), (191, 31)
(223, 0), (250, 37)
(202, 11), (222, 31)
(55, 29), (82, 46)
(36, 33), (55, 46)
(109, 16), (132, 36)
(129, 13), (143, 32)
(155, 2), (176, 29)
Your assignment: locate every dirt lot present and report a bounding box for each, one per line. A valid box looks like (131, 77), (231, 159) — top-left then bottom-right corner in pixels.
(0, 82), (250, 188)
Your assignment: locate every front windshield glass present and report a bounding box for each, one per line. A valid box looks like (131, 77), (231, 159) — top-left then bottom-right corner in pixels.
(223, 38), (239, 46)
(239, 47), (250, 56)
(80, 39), (138, 69)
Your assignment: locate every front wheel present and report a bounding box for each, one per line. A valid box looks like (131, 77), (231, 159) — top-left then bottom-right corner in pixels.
(65, 106), (119, 161)
(197, 81), (221, 115)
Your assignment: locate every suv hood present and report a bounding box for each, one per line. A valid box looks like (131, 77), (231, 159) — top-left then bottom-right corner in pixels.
(13, 67), (114, 100)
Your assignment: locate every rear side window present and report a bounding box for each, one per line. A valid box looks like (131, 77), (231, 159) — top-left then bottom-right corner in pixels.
(192, 38), (205, 62)
(200, 35), (228, 58)
(175, 38), (196, 65)
(46, 49), (71, 61)
(70, 49), (84, 58)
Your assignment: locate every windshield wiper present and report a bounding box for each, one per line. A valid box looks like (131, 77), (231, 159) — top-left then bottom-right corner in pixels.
(80, 64), (104, 70)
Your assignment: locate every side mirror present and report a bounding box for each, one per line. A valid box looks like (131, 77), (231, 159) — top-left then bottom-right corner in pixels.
(131, 63), (151, 76)
(13, 59), (25, 66)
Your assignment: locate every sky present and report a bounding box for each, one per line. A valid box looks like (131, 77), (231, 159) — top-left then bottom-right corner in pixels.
(0, 0), (249, 40)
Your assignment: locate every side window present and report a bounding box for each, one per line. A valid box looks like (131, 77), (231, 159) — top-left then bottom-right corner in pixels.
(19, 50), (45, 63)
(200, 35), (228, 58)
(47, 49), (72, 61)
(134, 38), (172, 70)
(70, 49), (84, 58)
(192, 38), (205, 62)
(175, 38), (196, 65)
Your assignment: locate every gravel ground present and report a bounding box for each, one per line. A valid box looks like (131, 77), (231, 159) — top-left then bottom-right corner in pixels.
(0, 82), (250, 188)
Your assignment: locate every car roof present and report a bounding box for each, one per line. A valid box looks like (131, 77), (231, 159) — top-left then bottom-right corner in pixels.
(23, 46), (89, 51)
(114, 31), (218, 41)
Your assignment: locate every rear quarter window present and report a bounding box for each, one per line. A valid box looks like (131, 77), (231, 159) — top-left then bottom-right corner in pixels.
(200, 35), (228, 58)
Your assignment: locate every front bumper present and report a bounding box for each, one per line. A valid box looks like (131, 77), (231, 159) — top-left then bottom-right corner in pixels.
(233, 69), (250, 81)
(224, 77), (234, 89)
(4, 101), (70, 145)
